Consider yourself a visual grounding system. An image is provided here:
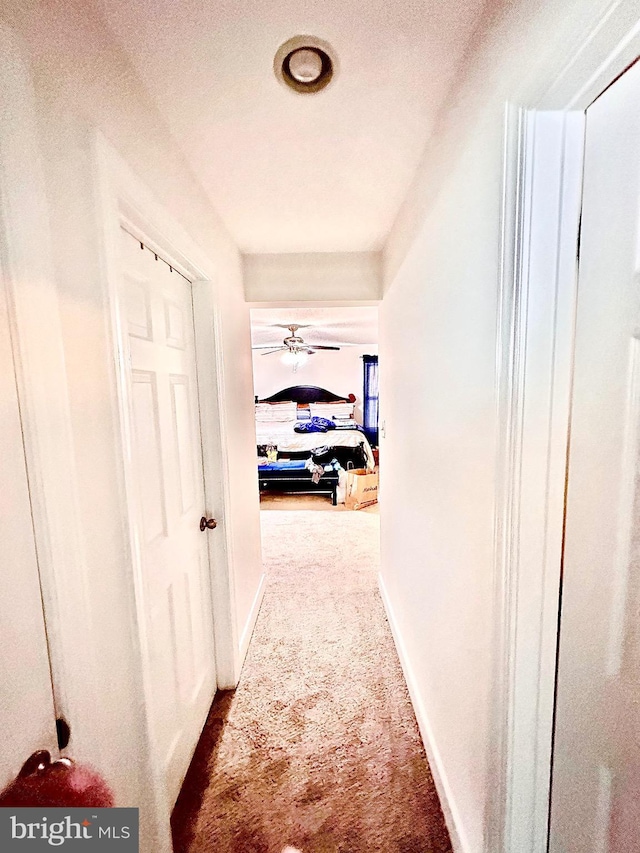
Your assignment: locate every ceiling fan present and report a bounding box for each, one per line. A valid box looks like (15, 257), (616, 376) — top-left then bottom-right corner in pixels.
(252, 325), (341, 357)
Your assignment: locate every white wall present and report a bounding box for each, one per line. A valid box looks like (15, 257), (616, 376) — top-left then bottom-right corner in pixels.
(380, 119), (500, 853)
(244, 251), (382, 302)
(252, 345), (378, 423)
(378, 1), (621, 851)
(1, 0), (262, 846)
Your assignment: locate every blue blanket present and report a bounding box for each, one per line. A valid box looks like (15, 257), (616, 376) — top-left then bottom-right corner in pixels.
(258, 459), (307, 471)
(294, 416), (336, 434)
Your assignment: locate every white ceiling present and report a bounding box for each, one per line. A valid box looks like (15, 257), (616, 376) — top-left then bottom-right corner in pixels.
(250, 306), (378, 347)
(97, 0), (485, 254)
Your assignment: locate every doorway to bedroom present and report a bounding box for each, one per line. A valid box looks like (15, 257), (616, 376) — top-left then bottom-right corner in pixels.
(251, 306), (379, 513)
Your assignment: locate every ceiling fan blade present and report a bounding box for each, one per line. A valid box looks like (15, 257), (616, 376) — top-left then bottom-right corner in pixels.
(307, 345), (341, 351)
(252, 344), (286, 350)
(259, 348), (287, 356)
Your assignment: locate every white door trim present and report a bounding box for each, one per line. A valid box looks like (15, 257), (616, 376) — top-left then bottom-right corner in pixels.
(489, 107), (585, 853)
(490, 4), (640, 851)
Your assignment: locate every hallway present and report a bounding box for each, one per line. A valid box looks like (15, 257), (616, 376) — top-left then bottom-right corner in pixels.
(4, 2), (640, 851)
(172, 510), (451, 852)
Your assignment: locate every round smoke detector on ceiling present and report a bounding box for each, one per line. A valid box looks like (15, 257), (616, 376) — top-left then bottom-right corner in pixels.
(274, 36), (336, 94)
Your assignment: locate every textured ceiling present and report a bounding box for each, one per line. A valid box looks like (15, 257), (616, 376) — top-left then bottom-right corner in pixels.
(250, 306), (378, 347)
(97, 0), (485, 253)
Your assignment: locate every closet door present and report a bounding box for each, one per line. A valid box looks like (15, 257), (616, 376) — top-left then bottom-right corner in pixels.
(119, 229), (217, 806)
(0, 275), (58, 790)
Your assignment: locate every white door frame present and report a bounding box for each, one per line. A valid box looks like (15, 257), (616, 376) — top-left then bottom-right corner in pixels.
(93, 134), (240, 685)
(489, 105), (585, 853)
(489, 6), (640, 853)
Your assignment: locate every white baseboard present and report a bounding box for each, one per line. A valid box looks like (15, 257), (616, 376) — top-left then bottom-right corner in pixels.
(378, 572), (472, 853)
(238, 571), (266, 669)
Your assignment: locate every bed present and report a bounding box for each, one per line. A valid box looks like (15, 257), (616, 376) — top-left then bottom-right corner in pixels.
(255, 385), (375, 502)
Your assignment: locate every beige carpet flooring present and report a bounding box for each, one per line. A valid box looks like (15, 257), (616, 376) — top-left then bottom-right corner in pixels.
(172, 510), (452, 853)
(258, 493), (379, 513)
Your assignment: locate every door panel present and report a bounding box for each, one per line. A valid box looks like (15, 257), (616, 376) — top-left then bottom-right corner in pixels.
(170, 376), (196, 514)
(131, 371), (167, 543)
(119, 229), (216, 806)
(0, 277), (58, 789)
(549, 60), (640, 852)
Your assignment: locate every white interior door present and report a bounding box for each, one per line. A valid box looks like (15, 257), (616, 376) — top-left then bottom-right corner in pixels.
(119, 228), (217, 806)
(549, 60), (640, 852)
(0, 276), (58, 790)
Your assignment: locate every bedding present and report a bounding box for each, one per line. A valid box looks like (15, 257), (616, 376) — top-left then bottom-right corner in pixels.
(258, 459), (307, 471)
(255, 418), (375, 469)
(294, 416), (336, 433)
(255, 385), (376, 474)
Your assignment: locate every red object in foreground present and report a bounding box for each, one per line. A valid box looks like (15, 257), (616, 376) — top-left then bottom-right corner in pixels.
(0, 751), (114, 808)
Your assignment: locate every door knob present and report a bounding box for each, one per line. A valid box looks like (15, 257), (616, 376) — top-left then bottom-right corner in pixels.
(200, 516), (217, 531)
(0, 750), (114, 807)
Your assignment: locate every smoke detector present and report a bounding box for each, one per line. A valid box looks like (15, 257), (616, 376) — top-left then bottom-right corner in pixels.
(274, 36), (336, 94)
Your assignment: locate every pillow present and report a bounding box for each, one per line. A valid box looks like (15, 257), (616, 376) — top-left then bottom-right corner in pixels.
(255, 401), (297, 422)
(309, 402), (355, 420)
(255, 401), (294, 410)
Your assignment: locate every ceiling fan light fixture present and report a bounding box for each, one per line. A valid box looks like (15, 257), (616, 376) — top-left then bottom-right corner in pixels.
(281, 349), (308, 371)
(274, 36), (336, 95)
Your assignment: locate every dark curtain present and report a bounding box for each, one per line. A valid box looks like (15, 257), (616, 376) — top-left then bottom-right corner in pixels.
(362, 354), (379, 447)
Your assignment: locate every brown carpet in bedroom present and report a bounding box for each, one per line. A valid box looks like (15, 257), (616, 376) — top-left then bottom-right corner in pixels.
(172, 510), (452, 853)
